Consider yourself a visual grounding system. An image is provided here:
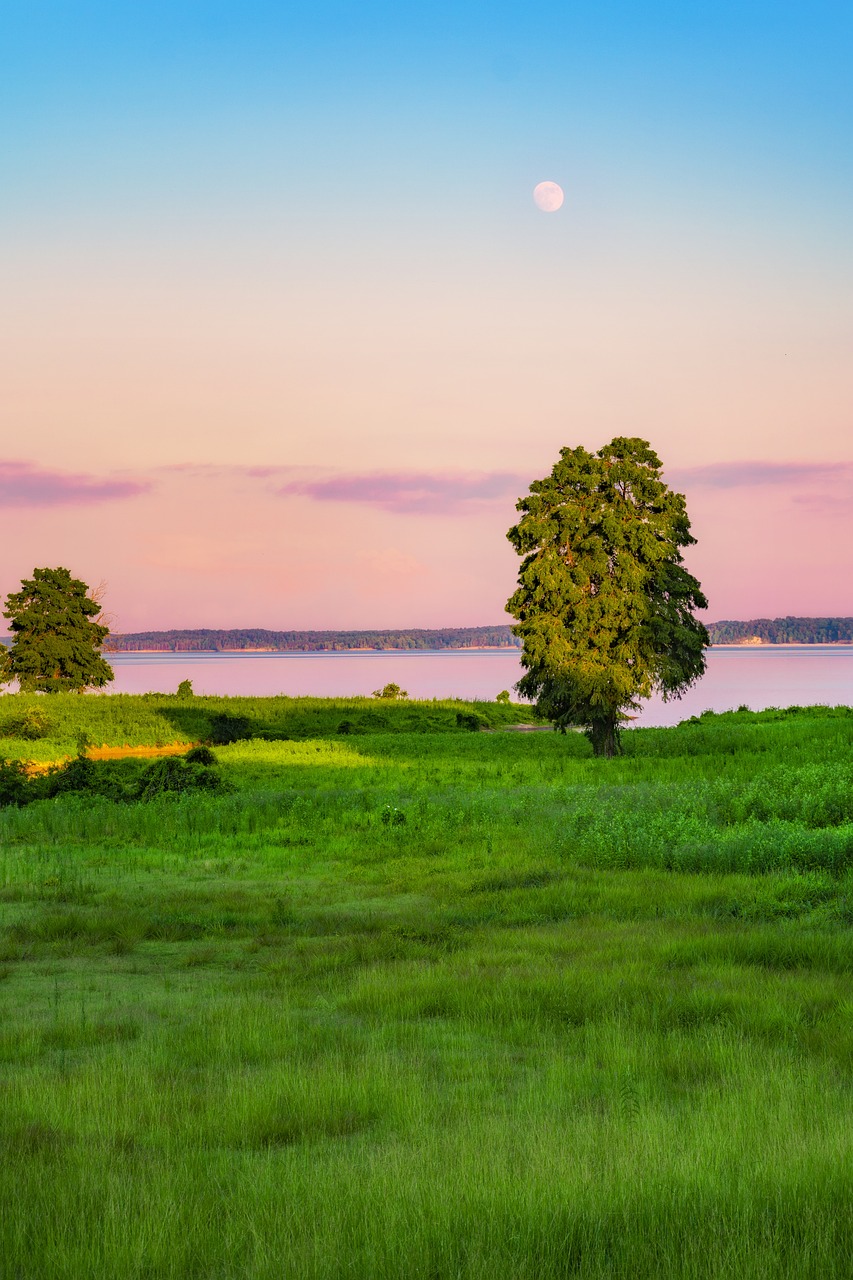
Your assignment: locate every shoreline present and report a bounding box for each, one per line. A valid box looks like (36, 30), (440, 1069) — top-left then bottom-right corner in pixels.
(102, 642), (853, 655)
(103, 645), (525, 656)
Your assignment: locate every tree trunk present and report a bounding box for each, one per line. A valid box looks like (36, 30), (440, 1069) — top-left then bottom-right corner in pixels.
(587, 716), (621, 758)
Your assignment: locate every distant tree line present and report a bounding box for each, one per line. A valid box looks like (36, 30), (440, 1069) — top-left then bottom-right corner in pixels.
(103, 626), (525, 653)
(707, 618), (853, 645)
(97, 618), (853, 653)
(5, 615), (852, 659)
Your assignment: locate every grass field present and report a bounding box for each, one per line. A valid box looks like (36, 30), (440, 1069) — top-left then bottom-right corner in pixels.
(1, 696), (852, 1278)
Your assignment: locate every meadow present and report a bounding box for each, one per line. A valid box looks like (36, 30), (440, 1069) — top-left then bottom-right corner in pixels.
(1, 694), (852, 1278)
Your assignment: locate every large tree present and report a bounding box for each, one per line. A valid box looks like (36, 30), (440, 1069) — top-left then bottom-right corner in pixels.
(2, 567), (114, 693)
(506, 437), (708, 756)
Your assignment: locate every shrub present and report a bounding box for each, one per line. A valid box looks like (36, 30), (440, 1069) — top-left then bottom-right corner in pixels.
(207, 713), (253, 745)
(456, 711), (486, 732)
(41, 757), (137, 802)
(0, 759), (30, 806)
(495, 690), (511, 705)
(136, 756), (228, 800)
(0, 707), (52, 740)
(0, 753), (226, 808)
(176, 679), (194, 699)
(185, 745), (217, 765)
(372, 684), (407, 700)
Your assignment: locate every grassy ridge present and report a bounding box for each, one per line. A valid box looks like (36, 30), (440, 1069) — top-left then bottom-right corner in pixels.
(0, 692), (534, 761)
(1, 699), (852, 1277)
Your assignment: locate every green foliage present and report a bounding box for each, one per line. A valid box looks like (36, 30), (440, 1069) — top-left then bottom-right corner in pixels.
(2, 567), (113, 693)
(708, 616), (853, 644)
(373, 683), (407, 700)
(206, 712), (254, 744)
(0, 750), (226, 808)
(456, 711), (486, 731)
(41, 756), (139, 802)
(495, 689), (511, 704)
(0, 694), (532, 761)
(0, 758), (29, 806)
(106, 624), (522, 652)
(507, 438), (708, 755)
(0, 703), (852, 1277)
(134, 756), (228, 800)
(0, 707), (51, 740)
(176, 679), (194, 698)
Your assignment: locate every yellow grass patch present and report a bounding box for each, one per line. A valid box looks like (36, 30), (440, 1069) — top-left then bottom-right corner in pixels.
(86, 742), (193, 761)
(17, 742), (195, 776)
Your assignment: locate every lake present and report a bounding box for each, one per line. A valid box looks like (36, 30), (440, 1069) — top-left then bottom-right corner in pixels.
(102, 646), (853, 728)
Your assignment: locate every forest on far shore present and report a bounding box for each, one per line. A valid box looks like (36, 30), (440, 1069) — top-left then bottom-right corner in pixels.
(97, 618), (853, 653)
(103, 626), (523, 652)
(707, 617), (853, 645)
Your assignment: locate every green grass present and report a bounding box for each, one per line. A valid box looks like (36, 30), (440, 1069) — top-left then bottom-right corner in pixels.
(0, 691), (537, 760)
(1, 697), (852, 1277)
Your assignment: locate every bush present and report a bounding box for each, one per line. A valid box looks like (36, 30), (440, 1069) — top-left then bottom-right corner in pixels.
(176, 680), (194, 699)
(136, 756), (228, 801)
(207, 713), (253, 745)
(40, 757), (137, 802)
(337, 720), (354, 735)
(0, 708), (52, 740)
(372, 684), (407, 700)
(0, 751), (227, 808)
(0, 759), (30, 805)
(456, 711), (487, 732)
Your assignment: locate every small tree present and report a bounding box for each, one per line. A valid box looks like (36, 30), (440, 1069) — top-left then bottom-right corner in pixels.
(372, 683), (407, 700)
(506, 438), (708, 757)
(2, 567), (114, 693)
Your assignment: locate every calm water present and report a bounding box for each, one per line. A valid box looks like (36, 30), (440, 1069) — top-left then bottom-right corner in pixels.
(103, 646), (853, 728)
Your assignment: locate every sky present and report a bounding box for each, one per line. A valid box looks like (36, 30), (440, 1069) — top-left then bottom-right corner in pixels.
(2, 1), (851, 632)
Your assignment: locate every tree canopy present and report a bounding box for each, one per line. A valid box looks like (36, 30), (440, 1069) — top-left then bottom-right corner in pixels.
(2, 567), (114, 693)
(506, 437), (709, 756)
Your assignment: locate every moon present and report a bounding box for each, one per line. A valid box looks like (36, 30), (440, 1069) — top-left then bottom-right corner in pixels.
(533, 181), (564, 212)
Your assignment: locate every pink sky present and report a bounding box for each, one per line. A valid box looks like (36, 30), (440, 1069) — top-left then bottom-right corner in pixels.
(0, 455), (849, 633)
(3, 237), (850, 632)
(2, 5), (852, 632)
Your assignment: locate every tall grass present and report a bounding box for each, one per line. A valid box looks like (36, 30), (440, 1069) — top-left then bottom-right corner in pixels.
(0, 690), (537, 760)
(1, 699), (852, 1277)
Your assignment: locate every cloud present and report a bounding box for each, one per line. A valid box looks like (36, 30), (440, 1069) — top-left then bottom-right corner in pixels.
(0, 461), (151, 507)
(670, 460), (853, 490)
(0, 460), (524, 515)
(276, 470), (526, 514)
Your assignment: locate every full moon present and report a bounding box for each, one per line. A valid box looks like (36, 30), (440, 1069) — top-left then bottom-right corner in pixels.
(533, 180), (564, 212)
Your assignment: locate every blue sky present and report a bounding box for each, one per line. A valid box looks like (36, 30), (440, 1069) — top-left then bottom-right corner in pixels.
(6, 3), (852, 215)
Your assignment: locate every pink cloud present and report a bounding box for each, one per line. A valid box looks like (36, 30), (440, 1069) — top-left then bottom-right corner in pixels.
(275, 470), (527, 514)
(3, 453), (850, 631)
(670, 460), (853, 490)
(0, 461), (151, 507)
(272, 457), (853, 515)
